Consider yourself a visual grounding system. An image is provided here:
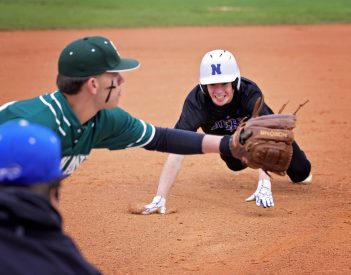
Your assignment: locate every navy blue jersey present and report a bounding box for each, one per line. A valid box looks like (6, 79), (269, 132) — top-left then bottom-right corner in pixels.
(175, 77), (273, 135)
(0, 189), (100, 275)
(175, 77), (311, 182)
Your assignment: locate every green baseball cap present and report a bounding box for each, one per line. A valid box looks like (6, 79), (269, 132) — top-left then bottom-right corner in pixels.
(58, 36), (140, 77)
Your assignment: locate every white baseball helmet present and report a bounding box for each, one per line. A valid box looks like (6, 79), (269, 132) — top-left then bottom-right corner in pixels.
(199, 49), (241, 90)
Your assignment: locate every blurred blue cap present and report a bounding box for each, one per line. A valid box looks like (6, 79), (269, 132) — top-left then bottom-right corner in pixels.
(0, 120), (65, 185)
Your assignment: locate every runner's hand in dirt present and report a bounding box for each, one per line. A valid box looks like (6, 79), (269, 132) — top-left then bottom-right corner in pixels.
(245, 179), (274, 208)
(142, 195), (166, 214)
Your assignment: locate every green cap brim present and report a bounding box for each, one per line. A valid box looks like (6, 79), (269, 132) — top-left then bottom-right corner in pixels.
(106, 58), (140, 73)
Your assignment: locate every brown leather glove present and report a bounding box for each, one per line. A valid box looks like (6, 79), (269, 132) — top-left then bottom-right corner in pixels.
(230, 97), (296, 175)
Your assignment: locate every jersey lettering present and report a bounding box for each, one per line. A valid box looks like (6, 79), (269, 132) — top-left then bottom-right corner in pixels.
(211, 64), (222, 75)
(61, 155), (88, 175)
(211, 118), (240, 132)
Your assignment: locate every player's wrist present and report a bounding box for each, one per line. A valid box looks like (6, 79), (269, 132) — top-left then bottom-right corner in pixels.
(219, 135), (232, 156)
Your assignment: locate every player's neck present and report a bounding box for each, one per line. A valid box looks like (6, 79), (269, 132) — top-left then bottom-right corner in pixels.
(64, 93), (98, 125)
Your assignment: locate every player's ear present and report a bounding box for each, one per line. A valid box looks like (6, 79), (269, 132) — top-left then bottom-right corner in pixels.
(49, 186), (60, 210)
(86, 77), (99, 95)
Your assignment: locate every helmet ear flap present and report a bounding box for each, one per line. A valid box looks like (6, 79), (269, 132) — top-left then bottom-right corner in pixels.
(232, 78), (240, 91)
(199, 84), (208, 94)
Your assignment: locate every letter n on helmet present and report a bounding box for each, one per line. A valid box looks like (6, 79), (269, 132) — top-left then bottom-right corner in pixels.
(199, 49), (241, 90)
(211, 64), (222, 75)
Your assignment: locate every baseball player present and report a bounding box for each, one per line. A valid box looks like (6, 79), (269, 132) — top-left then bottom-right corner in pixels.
(0, 36), (245, 179)
(143, 49), (312, 213)
(0, 120), (100, 275)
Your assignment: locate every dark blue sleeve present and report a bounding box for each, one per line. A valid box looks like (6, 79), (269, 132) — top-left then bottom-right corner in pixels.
(287, 141), (311, 182)
(144, 127), (205, 154)
(144, 127), (232, 156)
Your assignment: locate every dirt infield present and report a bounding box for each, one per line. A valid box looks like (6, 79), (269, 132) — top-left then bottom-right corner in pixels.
(1, 25), (350, 274)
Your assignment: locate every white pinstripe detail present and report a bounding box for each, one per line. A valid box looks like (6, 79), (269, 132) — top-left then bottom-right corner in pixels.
(60, 156), (70, 169)
(128, 124), (156, 148)
(136, 120), (147, 143)
(126, 119), (147, 148)
(0, 101), (16, 112)
(51, 92), (71, 127)
(39, 96), (66, 136)
(61, 155), (88, 175)
(57, 127), (66, 136)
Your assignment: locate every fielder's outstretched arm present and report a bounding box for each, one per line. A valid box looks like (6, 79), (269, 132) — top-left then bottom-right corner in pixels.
(144, 127), (230, 155)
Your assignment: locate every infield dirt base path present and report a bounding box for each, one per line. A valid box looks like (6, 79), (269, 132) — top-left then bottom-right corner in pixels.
(1, 25), (350, 274)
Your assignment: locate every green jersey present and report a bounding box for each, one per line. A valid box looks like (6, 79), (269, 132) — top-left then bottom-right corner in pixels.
(0, 91), (155, 174)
